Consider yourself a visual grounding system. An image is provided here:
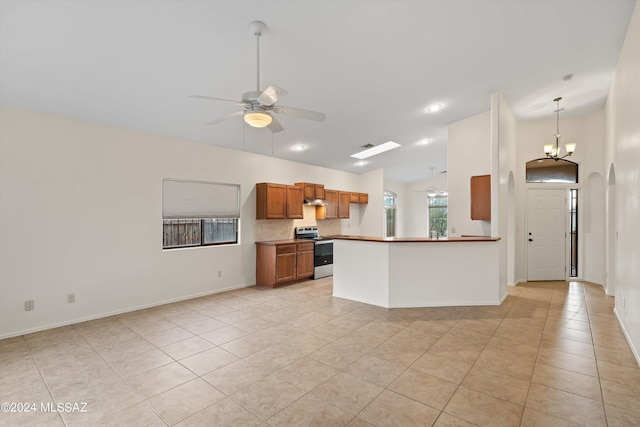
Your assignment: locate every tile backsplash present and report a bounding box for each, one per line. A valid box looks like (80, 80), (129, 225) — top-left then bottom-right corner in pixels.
(254, 206), (342, 241)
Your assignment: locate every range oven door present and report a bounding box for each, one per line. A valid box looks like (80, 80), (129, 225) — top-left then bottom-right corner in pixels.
(314, 240), (333, 279)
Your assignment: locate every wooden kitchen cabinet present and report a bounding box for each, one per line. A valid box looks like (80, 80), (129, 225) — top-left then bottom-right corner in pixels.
(470, 175), (491, 220)
(296, 242), (314, 278)
(256, 183), (304, 219)
(349, 192), (369, 204)
(285, 185), (304, 219)
(256, 241), (314, 287)
(338, 191), (350, 218)
(275, 244), (296, 283)
(317, 189), (338, 219)
(295, 182), (325, 200)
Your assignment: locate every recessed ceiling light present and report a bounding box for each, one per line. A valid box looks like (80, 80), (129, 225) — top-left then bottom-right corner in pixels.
(350, 141), (401, 160)
(417, 138), (432, 146)
(292, 144), (306, 152)
(355, 160), (368, 166)
(426, 104), (443, 113)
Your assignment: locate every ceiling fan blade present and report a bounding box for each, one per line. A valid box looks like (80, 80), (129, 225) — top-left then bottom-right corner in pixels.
(278, 105), (326, 122)
(267, 116), (284, 133)
(190, 95), (244, 106)
(257, 85), (288, 106)
(207, 110), (244, 125)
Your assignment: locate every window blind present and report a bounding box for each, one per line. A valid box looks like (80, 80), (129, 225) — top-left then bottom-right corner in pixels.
(162, 179), (240, 219)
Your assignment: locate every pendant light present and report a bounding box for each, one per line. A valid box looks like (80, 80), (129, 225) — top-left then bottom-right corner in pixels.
(544, 97), (576, 161)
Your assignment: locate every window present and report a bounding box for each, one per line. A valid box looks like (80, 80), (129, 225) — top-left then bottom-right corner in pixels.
(384, 190), (396, 237)
(570, 189), (578, 277)
(428, 196), (448, 238)
(526, 158), (578, 183)
(162, 179), (240, 249)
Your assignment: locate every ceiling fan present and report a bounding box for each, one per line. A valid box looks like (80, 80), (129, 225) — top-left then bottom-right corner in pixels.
(414, 167), (448, 197)
(191, 21), (326, 133)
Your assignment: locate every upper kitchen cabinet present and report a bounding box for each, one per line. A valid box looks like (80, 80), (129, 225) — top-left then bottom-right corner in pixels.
(358, 193), (368, 204)
(256, 183), (304, 219)
(295, 182), (325, 201)
(285, 185), (304, 218)
(470, 175), (491, 220)
(338, 191), (350, 218)
(317, 189), (338, 219)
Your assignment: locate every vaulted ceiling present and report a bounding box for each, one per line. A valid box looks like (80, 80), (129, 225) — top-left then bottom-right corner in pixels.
(0, 0), (635, 181)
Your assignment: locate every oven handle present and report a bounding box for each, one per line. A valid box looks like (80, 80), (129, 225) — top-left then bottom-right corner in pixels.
(315, 240), (333, 245)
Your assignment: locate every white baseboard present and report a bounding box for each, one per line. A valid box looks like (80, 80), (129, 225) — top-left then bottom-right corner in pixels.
(0, 282), (255, 340)
(613, 307), (640, 368)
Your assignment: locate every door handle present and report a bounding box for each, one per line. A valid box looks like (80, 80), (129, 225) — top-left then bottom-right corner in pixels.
(529, 238), (533, 242)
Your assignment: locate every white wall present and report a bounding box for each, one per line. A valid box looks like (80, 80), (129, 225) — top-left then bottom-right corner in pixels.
(494, 93), (518, 292)
(447, 110), (492, 237)
(0, 105), (373, 338)
(605, 2), (640, 364)
(358, 168), (385, 237)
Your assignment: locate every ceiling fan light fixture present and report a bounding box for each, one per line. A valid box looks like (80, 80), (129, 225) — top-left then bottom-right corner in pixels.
(244, 111), (272, 128)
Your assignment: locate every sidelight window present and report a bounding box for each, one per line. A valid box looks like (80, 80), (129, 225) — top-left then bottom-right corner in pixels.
(384, 190), (397, 238)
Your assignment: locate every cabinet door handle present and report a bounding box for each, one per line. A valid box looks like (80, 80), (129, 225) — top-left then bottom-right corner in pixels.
(529, 238), (533, 242)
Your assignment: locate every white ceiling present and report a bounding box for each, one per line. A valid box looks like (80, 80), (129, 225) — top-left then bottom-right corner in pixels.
(0, 0), (635, 182)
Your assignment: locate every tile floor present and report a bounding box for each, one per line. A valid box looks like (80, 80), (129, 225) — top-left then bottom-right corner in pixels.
(1, 279), (639, 426)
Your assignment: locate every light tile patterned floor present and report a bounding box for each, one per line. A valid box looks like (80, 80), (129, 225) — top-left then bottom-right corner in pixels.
(1, 279), (639, 426)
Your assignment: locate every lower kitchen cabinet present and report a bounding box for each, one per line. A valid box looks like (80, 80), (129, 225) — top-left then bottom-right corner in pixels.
(256, 241), (314, 287)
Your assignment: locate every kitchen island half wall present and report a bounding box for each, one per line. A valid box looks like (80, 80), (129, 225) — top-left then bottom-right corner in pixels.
(333, 236), (504, 308)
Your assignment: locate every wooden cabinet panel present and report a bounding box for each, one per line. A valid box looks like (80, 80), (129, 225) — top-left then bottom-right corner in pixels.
(471, 175), (491, 220)
(275, 252), (296, 283)
(350, 192), (360, 203)
(286, 185), (304, 219)
(256, 183), (304, 219)
(256, 241), (315, 287)
(295, 182), (325, 200)
(359, 193), (368, 204)
(314, 184), (325, 200)
(256, 183), (285, 219)
(296, 242), (314, 279)
(322, 189), (338, 219)
(338, 191), (350, 218)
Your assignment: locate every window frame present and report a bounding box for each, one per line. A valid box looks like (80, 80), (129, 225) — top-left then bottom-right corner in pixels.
(384, 190), (397, 238)
(428, 196), (448, 239)
(162, 179), (240, 250)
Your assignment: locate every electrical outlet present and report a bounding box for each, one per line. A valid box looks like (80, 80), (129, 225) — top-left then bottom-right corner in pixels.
(68, 293), (75, 303)
(451, 227), (456, 233)
(218, 271), (222, 278)
(25, 300), (35, 311)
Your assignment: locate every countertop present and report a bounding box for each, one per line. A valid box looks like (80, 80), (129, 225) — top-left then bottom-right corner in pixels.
(329, 235), (501, 243)
(255, 239), (314, 246)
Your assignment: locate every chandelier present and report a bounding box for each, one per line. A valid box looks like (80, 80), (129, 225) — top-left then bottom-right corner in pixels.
(544, 97), (576, 161)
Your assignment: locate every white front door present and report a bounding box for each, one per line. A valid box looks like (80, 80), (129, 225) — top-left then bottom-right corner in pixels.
(527, 189), (567, 281)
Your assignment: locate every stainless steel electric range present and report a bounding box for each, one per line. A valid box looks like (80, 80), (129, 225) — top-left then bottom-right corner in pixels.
(295, 226), (333, 279)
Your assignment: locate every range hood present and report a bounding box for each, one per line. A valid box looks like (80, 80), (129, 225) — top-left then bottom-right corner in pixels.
(304, 198), (327, 206)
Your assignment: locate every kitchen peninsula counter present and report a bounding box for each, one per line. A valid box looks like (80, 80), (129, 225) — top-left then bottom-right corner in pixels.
(332, 235), (505, 308)
(330, 235), (500, 243)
